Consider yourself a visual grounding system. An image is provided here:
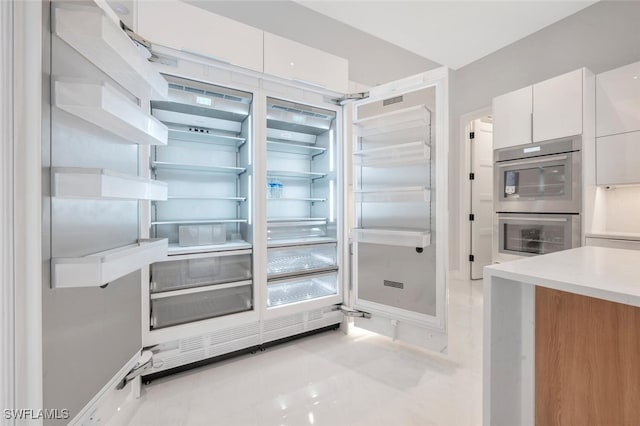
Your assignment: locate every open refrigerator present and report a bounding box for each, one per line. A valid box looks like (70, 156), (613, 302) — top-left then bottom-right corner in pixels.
(42, 1), (449, 413)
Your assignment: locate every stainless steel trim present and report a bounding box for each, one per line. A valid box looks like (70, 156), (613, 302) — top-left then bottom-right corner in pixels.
(499, 216), (568, 223)
(150, 279), (252, 299)
(496, 154), (568, 168)
(267, 266), (339, 281)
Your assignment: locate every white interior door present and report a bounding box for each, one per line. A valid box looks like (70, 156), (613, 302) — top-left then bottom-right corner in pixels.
(350, 69), (448, 352)
(470, 118), (493, 279)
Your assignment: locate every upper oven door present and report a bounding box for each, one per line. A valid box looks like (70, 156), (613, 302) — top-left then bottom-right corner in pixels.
(495, 151), (581, 213)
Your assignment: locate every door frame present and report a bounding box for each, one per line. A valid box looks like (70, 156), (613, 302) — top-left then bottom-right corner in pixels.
(458, 107), (492, 281)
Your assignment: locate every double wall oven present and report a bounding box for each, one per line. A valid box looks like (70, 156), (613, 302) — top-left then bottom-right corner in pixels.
(493, 138), (582, 261)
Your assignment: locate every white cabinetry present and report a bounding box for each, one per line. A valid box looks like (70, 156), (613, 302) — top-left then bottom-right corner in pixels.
(136, 1), (263, 73)
(596, 132), (640, 185)
(263, 32), (348, 93)
(533, 69), (583, 142)
(492, 86), (532, 149)
(596, 61), (640, 137)
(492, 69), (586, 149)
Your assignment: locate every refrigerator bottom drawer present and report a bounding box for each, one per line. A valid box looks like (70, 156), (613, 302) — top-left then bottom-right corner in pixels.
(267, 272), (338, 308)
(151, 284), (253, 329)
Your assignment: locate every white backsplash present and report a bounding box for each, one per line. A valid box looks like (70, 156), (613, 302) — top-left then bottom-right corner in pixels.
(593, 186), (640, 234)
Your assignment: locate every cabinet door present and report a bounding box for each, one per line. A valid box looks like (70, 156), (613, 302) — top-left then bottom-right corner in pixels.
(263, 32), (348, 93)
(492, 86), (532, 149)
(596, 131), (640, 185)
(533, 69), (583, 142)
(137, 1), (263, 73)
(596, 61), (640, 137)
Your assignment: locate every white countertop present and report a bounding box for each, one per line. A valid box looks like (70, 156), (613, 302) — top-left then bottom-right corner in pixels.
(484, 246), (640, 307)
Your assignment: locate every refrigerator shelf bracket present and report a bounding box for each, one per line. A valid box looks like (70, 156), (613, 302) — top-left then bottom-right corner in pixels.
(339, 305), (371, 319)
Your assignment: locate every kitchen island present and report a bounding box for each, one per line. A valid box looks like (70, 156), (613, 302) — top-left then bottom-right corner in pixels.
(483, 246), (640, 426)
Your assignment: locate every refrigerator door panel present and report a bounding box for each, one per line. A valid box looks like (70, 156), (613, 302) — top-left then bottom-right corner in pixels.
(350, 73), (448, 352)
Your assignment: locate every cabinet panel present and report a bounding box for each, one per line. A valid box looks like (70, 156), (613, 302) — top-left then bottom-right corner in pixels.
(533, 69), (583, 142)
(596, 61), (640, 137)
(596, 131), (640, 185)
(586, 237), (640, 250)
(137, 1), (263, 72)
(263, 32), (348, 93)
(492, 86), (532, 149)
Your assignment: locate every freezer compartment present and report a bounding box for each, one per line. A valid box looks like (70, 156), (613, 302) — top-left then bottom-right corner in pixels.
(267, 219), (328, 241)
(151, 252), (252, 293)
(267, 243), (337, 278)
(151, 284), (253, 329)
(267, 272), (338, 308)
(356, 242), (436, 317)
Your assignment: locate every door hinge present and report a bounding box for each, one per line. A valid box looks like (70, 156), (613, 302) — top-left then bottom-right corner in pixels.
(469, 213), (475, 221)
(469, 254), (475, 262)
(334, 92), (370, 105)
(120, 22), (153, 55)
(339, 305), (371, 319)
(469, 131), (475, 140)
(469, 173), (475, 180)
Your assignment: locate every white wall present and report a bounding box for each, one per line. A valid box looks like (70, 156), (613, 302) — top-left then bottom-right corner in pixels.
(448, 0), (640, 272)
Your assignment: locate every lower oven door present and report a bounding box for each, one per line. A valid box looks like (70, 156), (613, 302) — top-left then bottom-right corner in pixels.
(497, 213), (581, 260)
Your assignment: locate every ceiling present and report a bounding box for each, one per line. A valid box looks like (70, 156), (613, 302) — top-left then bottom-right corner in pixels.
(295, 1), (597, 70)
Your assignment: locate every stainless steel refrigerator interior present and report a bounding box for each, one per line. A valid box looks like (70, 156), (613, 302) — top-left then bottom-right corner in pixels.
(149, 75), (255, 330)
(265, 98), (340, 311)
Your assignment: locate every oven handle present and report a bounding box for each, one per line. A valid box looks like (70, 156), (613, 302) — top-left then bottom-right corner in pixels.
(500, 216), (569, 223)
(497, 154), (568, 168)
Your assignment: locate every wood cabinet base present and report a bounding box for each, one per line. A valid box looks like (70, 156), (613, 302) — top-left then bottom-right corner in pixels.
(535, 287), (640, 425)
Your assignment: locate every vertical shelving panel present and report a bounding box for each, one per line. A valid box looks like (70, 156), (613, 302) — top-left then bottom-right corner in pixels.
(265, 98), (340, 308)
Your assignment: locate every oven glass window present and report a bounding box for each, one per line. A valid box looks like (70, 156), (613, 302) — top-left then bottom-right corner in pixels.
(503, 223), (567, 255)
(504, 165), (566, 198)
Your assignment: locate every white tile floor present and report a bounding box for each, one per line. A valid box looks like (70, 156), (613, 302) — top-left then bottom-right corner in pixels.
(109, 278), (483, 426)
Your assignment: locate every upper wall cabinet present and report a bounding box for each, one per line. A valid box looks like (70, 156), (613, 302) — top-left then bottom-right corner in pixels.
(263, 33), (349, 94)
(533, 69), (583, 143)
(136, 1), (263, 73)
(492, 86), (532, 150)
(596, 61), (640, 137)
(493, 68), (586, 149)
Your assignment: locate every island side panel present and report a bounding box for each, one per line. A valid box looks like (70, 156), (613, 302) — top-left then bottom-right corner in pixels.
(535, 287), (640, 425)
(483, 274), (536, 426)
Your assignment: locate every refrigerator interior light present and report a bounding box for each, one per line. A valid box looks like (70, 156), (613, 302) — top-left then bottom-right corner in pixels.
(329, 130), (334, 172)
(248, 175), (252, 225)
(248, 114), (252, 166)
(329, 180), (334, 223)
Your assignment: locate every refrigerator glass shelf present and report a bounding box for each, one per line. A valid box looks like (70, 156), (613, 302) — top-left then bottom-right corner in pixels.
(164, 196), (246, 202)
(353, 227), (431, 248)
(354, 104), (430, 133)
(353, 141), (431, 167)
(150, 279), (253, 299)
(267, 237), (337, 248)
(52, 238), (168, 288)
(268, 198), (326, 202)
(267, 246), (337, 277)
(52, 167), (168, 201)
(353, 186), (430, 203)
(266, 140), (326, 156)
(167, 241), (252, 256)
(267, 218), (327, 224)
(167, 125), (246, 148)
(266, 128), (317, 145)
(52, 4), (168, 100)
(267, 273), (338, 308)
(55, 80), (168, 146)
(152, 161), (246, 175)
(267, 170), (327, 180)
(152, 219), (248, 225)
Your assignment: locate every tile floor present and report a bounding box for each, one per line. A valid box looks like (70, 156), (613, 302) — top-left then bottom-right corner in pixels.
(109, 278), (483, 426)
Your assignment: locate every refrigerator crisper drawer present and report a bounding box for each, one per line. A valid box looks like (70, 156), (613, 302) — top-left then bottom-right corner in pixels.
(151, 284), (253, 329)
(151, 252), (252, 293)
(267, 272), (338, 308)
(267, 243), (337, 278)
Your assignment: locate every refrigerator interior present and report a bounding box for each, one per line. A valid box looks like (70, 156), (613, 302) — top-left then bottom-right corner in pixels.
(265, 98), (340, 309)
(149, 75), (254, 329)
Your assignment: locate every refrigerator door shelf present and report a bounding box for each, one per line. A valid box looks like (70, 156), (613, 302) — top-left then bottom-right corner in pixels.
(52, 238), (168, 288)
(54, 80), (168, 145)
(52, 167), (168, 201)
(354, 104), (431, 138)
(52, 4), (168, 101)
(267, 272), (338, 308)
(352, 228), (431, 248)
(167, 124), (246, 149)
(353, 187), (430, 203)
(353, 140), (430, 167)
